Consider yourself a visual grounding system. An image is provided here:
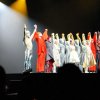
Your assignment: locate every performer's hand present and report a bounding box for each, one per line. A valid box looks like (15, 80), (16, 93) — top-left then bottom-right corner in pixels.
(34, 24), (37, 29)
(45, 29), (48, 31)
(76, 33), (79, 36)
(88, 32), (91, 35)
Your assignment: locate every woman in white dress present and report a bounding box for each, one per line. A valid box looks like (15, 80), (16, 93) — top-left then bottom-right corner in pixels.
(77, 33), (96, 73)
(52, 33), (61, 73)
(68, 33), (80, 64)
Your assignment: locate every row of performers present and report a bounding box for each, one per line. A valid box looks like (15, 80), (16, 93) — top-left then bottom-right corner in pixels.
(23, 24), (100, 73)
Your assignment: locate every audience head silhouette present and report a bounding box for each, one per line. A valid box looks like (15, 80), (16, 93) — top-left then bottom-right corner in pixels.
(58, 63), (82, 74)
(0, 65), (6, 97)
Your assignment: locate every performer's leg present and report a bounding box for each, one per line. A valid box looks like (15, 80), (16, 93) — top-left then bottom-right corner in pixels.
(52, 63), (57, 73)
(49, 59), (54, 73)
(24, 50), (28, 70)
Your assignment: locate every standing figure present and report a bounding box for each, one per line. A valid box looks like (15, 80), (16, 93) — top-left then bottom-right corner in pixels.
(65, 40), (70, 64)
(75, 33), (81, 58)
(68, 33), (80, 64)
(96, 32), (100, 72)
(32, 29), (48, 73)
(77, 33), (88, 73)
(23, 24), (37, 72)
(52, 33), (61, 73)
(59, 33), (66, 66)
(65, 34), (71, 64)
(45, 36), (54, 73)
(77, 33), (96, 73)
(87, 32), (96, 73)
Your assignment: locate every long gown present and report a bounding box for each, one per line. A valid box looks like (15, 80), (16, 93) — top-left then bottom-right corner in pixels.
(32, 31), (48, 72)
(45, 38), (54, 73)
(87, 35), (96, 72)
(59, 38), (66, 66)
(80, 40), (96, 73)
(52, 39), (61, 73)
(69, 44), (80, 63)
(65, 41), (70, 64)
(96, 39), (100, 71)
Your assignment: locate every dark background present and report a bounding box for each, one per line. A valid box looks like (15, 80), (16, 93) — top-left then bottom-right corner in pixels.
(1, 0), (100, 33)
(0, 0), (100, 73)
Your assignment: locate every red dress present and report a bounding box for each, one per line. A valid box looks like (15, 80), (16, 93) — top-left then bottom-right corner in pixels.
(33, 31), (48, 72)
(87, 34), (96, 72)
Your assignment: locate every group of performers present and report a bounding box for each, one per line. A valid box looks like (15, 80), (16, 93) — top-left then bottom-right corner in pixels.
(23, 24), (100, 73)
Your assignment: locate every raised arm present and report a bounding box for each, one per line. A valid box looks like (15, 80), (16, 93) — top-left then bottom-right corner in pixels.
(23, 24), (27, 43)
(70, 32), (74, 41)
(30, 24), (37, 40)
(42, 29), (48, 41)
(76, 33), (82, 47)
(67, 34), (70, 41)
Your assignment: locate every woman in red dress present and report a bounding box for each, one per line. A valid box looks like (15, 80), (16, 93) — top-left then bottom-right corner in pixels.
(87, 32), (96, 72)
(33, 29), (48, 73)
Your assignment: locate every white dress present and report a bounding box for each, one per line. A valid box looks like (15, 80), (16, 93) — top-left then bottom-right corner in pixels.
(69, 44), (80, 63)
(52, 39), (61, 73)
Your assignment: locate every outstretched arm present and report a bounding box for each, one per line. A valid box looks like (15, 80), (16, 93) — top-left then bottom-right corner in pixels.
(23, 24), (27, 44)
(70, 33), (74, 41)
(67, 34), (70, 41)
(76, 33), (81, 41)
(42, 29), (48, 40)
(30, 24), (37, 40)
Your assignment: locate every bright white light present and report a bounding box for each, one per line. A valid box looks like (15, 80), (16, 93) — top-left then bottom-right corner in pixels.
(0, 2), (7, 10)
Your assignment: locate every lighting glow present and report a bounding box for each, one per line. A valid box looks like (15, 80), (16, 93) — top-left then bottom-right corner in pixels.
(10, 0), (28, 16)
(0, 2), (7, 10)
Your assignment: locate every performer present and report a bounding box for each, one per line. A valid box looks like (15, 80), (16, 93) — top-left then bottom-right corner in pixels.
(23, 24), (37, 72)
(68, 33), (80, 64)
(59, 33), (66, 66)
(75, 33), (81, 58)
(32, 29), (48, 73)
(96, 32), (100, 72)
(87, 32), (96, 73)
(75, 33), (82, 72)
(77, 33), (88, 73)
(52, 33), (61, 73)
(65, 34), (70, 64)
(93, 32), (97, 48)
(45, 36), (54, 73)
(78, 33), (96, 73)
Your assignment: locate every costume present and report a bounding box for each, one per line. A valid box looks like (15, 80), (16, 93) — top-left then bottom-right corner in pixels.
(59, 38), (66, 66)
(23, 26), (33, 71)
(33, 30), (48, 72)
(52, 38), (61, 73)
(69, 40), (80, 64)
(87, 33), (96, 72)
(80, 40), (96, 73)
(65, 41), (70, 64)
(45, 37), (54, 73)
(96, 39), (100, 71)
(74, 40), (80, 58)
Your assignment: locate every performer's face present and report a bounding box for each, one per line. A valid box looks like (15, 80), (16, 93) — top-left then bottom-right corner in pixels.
(70, 40), (74, 45)
(49, 37), (51, 42)
(38, 32), (42, 37)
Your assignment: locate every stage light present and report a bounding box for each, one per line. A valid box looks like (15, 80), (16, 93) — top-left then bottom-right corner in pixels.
(10, 0), (28, 16)
(0, 2), (6, 10)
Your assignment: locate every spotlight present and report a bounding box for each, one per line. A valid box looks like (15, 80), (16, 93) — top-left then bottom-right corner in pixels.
(0, 2), (6, 10)
(10, 0), (28, 16)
